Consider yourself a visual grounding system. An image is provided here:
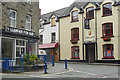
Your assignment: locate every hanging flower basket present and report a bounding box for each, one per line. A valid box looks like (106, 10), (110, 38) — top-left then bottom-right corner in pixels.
(70, 39), (79, 44)
(103, 36), (111, 41)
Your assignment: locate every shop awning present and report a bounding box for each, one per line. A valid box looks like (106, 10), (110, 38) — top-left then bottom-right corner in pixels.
(39, 43), (59, 49)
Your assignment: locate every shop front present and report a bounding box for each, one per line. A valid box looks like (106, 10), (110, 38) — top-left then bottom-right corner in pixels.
(1, 26), (39, 60)
(39, 43), (59, 62)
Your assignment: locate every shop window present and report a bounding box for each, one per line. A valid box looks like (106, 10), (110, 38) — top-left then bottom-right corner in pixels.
(71, 46), (79, 59)
(10, 10), (16, 28)
(40, 35), (43, 44)
(71, 10), (78, 22)
(51, 17), (56, 26)
(102, 23), (113, 37)
(51, 33), (55, 43)
(103, 44), (114, 58)
(86, 7), (94, 19)
(26, 15), (31, 31)
(71, 28), (79, 41)
(103, 3), (112, 16)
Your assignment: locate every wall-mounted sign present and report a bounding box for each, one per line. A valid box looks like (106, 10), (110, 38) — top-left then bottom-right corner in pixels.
(5, 26), (35, 36)
(84, 19), (90, 29)
(85, 30), (95, 41)
(38, 50), (46, 55)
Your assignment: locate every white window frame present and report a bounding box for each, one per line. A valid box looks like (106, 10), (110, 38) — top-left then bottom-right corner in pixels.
(10, 10), (17, 28)
(26, 0), (31, 4)
(26, 15), (31, 31)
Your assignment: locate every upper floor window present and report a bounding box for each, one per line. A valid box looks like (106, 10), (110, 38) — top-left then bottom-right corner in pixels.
(71, 46), (79, 59)
(10, 10), (16, 28)
(26, 0), (31, 4)
(72, 10), (78, 22)
(71, 28), (79, 41)
(103, 44), (114, 58)
(86, 7), (94, 19)
(51, 33), (56, 43)
(102, 23), (113, 37)
(51, 17), (56, 26)
(40, 35), (43, 44)
(103, 3), (112, 16)
(26, 15), (31, 31)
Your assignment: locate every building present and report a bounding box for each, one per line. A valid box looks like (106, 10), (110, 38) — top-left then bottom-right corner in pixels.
(60, 0), (120, 63)
(0, 1), (39, 60)
(39, 8), (68, 62)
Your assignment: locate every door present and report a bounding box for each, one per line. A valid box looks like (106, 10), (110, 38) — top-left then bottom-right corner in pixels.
(86, 44), (95, 63)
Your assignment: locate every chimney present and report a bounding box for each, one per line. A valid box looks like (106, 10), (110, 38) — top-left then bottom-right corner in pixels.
(39, 9), (41, 16)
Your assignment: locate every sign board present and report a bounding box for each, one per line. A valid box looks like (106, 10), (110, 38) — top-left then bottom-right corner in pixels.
(5, 26), (35, 36)
(38, 50), (46, 55)
(85, 30), (95, 41)
(84, 19), (89, 29)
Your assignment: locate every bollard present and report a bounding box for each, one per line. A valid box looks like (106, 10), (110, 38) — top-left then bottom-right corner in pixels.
(19, 55), (21, 66)
(44, 61), (47, 74)
(52, 55), (54, 66)
(10, 60), (12, 72)
(22, 58), (24, 73)
(65, 59), (67, 69)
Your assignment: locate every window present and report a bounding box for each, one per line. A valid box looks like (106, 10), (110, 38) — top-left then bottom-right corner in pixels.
(26, 0), (31, 4)
(51, 33), (55, 43)
(71, 28), (79, 41)
(40, 35), (43, 44)
(71, 46), (79, 59)
(51, 17), (56, 26)
(103, 3), (112, 16)
(86, 7), (94, 19)
(103, 44), (114, 58)
(72, 10), (78, 22)
(26, 15), (31, 31)
(102, 23), (113, 37)
(10, 10), (16, 28)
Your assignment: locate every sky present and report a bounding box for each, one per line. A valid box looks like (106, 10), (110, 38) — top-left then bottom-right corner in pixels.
(39, 0), (75, 15)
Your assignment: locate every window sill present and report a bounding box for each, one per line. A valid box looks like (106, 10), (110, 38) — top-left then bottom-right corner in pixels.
(71, 20), (79, 23)
(51, 25), (56, 27)
(101, 35), (114, 38)
(71, 58), (80, 59)
(102, 14), (112, 17)
(102, 57), (115, 59)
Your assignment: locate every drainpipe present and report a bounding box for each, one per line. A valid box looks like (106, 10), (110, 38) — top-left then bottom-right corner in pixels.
(95, 9), (98, 61)
(82, 13), (84, 61)
(27, 39), (29, 65)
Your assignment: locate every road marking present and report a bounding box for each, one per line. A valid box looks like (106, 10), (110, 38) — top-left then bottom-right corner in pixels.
(73, 70), (95, 75)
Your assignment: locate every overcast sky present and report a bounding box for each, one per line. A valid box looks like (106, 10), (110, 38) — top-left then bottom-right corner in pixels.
(39, 0), (75, 15)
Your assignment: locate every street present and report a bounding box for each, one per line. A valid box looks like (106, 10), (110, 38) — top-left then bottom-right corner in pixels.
(1, 63), (119, 79)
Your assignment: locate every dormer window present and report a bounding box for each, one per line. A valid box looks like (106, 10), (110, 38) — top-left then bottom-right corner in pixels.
(86, 7), (94, 19)
(51, 17), (56, 26)
(71, 10), (78, 22)
(103, 3), (112, 16)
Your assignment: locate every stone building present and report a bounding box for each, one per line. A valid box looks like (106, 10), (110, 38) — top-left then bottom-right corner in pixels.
(0, 1), (39, 60)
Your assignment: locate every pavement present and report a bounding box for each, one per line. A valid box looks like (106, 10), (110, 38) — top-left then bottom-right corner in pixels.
(1, 62), (120, 79)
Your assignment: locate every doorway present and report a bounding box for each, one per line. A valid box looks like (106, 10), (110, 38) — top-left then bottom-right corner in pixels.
(85, 44), (95, 63)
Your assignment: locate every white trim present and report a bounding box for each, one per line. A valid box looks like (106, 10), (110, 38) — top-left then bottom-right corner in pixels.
(10, 9), (17, 28)
(26, 15), (31, 31)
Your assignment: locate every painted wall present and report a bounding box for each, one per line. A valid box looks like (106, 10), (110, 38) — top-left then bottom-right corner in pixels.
(39, 15), (59, 44)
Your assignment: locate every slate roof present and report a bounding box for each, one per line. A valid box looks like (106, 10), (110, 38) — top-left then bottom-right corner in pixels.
(40, 1), (120, 21)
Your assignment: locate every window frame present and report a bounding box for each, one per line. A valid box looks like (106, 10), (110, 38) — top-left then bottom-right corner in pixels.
(103, 2), (112, 16)
(26, 15), (31, 31)
(71, 28), (79, 41)
(102, 23), (113, 37)
(51, 17), (56, 27)
(39, 35), (43, 44)
(71, 46), (79, 59)
(71, 10), (78, 22)
(51, 32), (56, 43)
(86, 7), (94, 19)
(103, 44), (114, 58)
(10, 9), (17, 28)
